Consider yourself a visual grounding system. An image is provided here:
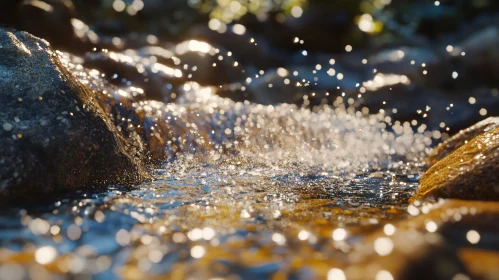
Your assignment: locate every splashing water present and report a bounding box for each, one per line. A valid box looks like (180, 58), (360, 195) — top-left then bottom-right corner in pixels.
(0, 45), (433, 279)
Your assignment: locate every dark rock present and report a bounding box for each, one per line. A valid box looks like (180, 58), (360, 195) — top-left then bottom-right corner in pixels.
(19, 0), (77, 48)
(244, 69), (302, 105)
(135, 46), (176, 66)
(368, 47), (449, 88)
(356, 86), (499, 134)
(242, 6), (358, 54)
(376, 199), (499, 279)
(82, 41), (246, 101)
(70, 20), (157, 54)
(0, 0), (22, 27)
(458, 248), (499, 280)
(11, 0), (98, 54)
(186, 25), (286, 69)
(83, 50), (184, 101)
(350, 230), (467, 280)
(459, 26), (499, 84)
(173, 41), (246, 86)
(4, 0), (155, 55)
(0, 29), (149, 197)
(415, 125), (499, 201)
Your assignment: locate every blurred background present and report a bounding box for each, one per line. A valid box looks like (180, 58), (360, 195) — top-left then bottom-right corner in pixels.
(1, 2), (499, 279)
(2, 0), (499, 137)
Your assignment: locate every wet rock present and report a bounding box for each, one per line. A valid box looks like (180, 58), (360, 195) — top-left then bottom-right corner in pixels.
(83, 50), (184, 101)
(250, 6), (358, 53)
(415, 126), (499, 200)
(356, 86), (499, 133)
(355, 86), (448, 128)
(19, 0), (77, 49)
(458, 248), (499, 280)
(392, 199), (499, 235)
(368, 47), (451, 88)
(240, 63), (364, 106)
(135, 46), (176, 66)
(459, 26), (499, 83)
(70, 19), (157, 54)
(427, 117), (499, 165)
(244, 69), (302, 105)
(0, 29), (149, 197)
(0, 0), (95, 54)
(173, 41), (246, 86)
(348, 200), (499, 280)
(347, 230), (467, 280)
(186, 25), (286, 69)
(3, 0), (155, 55)
(378, 199), (499, 279)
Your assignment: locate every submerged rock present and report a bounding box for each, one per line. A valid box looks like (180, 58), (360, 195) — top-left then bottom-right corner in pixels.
(458, 248), (499, 280)
(349, 230), (467, 280)
(0, 29), (149, 197)
(415, 126), (499, 200)
(427, 117), (499, 165)
(373, 199), (499, 279)
(19, 0), (77, 49)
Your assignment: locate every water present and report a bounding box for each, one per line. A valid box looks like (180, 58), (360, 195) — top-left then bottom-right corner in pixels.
(0, 166), (423, 279)
(0, 42), (433, 279)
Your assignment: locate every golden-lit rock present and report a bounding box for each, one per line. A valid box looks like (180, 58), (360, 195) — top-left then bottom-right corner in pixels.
(405, 200), (499, 279)
(458, 248), (499, 280)
(427, 117), (499, 166)
(357, 199), (499, 280)
(347, 230), (467, 280)
(390, 199), (499, 232)
(415, 127), (499, 200)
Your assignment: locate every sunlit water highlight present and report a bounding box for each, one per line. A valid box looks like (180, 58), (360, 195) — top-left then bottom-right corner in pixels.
(0, 45), (434, 279)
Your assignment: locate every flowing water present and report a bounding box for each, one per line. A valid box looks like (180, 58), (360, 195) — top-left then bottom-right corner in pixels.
(0, 40), (436, 279)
